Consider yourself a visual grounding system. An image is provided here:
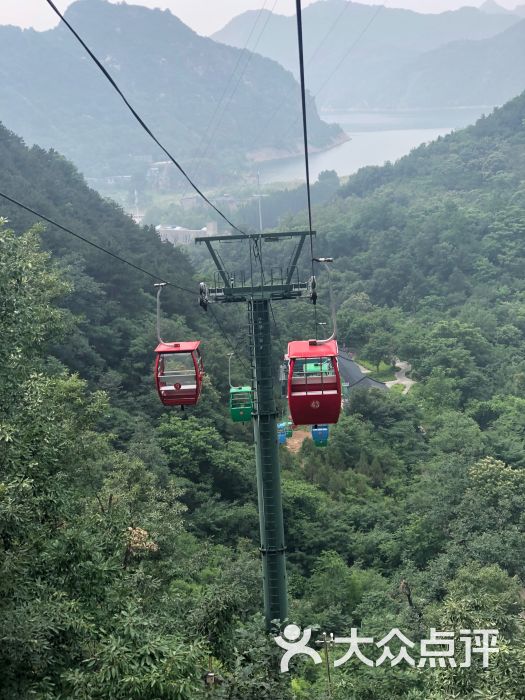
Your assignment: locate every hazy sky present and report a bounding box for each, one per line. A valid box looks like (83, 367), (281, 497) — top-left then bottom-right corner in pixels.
(1, 0), (521, 35)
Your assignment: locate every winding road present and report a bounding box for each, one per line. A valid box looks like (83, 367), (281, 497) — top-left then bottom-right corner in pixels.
(385, 360), (416, 395)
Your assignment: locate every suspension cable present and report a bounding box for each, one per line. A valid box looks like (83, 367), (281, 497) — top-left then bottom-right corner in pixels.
(43, 0), (249, 238)
(254, 0), (351, 148)
(295, 0), (314, 240)
(180, 0), (271, 198)
(0, 188), (194, 294)
(0, 188), (249, 367)
(184, 0), (279, 195)
(266, 4), (384, 148)
(295, 0), (318, 336)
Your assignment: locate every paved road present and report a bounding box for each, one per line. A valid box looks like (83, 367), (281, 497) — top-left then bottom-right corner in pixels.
(385, 360), (416, 394)
(338, 353), (387, 391)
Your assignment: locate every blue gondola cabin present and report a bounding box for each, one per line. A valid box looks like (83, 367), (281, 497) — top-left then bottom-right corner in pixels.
(278, 423), (288, 445)
(312, 425), (329, 447)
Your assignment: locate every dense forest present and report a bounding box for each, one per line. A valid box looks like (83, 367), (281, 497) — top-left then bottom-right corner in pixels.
(2, 82), (525, 700)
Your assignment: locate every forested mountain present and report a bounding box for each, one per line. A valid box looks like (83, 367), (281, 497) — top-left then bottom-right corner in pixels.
(0, 118), (271, 698)
(271, 89), (525, 695)
(370, 19), (525, 108)
(321, 89), (525, 308)
(4, 77), (525, 699)
(0, 0), (341, 184)
(213, 0), (519, 109)
(294, 90), (525, 401)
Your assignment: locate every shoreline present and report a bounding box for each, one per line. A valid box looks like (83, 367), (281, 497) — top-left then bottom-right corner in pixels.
(320, 104), (498, 116)
(247, 129), (350, 165)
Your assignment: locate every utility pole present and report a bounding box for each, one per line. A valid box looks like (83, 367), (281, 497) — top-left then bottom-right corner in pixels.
(196, 230), (314, 629)
(257, 171), (263, 233)
(251, 172), (267, 233)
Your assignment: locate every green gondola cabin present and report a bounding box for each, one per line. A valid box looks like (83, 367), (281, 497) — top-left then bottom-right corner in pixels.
(229, 386), (253, 422)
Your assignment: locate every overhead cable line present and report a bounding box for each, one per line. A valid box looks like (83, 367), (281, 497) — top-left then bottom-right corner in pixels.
(295, 0), (314, 239)
(209, 0), (280, 137)
(184, 0), (279, 195)
(0, 189), (193, 294)
(305, 0), (353, 69)
(295, 0), (318, 335)
(200, 0), (279, 170)
(263, 3), (384, 146)
(0, 187), (249, 366)
(180, 0), (271, 198)
(314, 4), (384, 99)
(256, 0), (352, 147)
(43, 0), (249, 237)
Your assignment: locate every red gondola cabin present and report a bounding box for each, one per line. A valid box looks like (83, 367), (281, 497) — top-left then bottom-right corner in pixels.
(154, 341), (204, 406)
(286, 339), (341, 425)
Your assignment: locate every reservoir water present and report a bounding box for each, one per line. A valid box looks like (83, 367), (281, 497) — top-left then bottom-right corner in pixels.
(258, 106), (494, 185)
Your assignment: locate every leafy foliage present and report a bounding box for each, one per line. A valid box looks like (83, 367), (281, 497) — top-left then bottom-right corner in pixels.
(3, 82), (525, 698)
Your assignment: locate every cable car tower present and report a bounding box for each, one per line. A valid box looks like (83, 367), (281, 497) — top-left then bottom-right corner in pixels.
(196, 0), (331, 631)
(197, 230), (314, 628)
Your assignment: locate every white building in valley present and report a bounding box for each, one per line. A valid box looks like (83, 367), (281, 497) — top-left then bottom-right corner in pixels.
(156, 221), (218, 246)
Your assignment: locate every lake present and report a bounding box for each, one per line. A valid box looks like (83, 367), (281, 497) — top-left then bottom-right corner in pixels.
(257, 106), (494, 185)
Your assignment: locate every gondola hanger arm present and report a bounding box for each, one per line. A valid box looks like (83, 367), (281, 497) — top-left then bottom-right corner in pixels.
(228, 352), (235, 389)
(312, 258), (337, 344)
(154, 282), (167, 344)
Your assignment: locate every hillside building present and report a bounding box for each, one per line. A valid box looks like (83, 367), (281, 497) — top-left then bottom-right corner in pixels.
(156, 221), (218, 246)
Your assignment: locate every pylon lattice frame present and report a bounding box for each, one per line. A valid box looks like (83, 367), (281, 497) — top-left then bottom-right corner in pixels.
(196, 231), (315, 628)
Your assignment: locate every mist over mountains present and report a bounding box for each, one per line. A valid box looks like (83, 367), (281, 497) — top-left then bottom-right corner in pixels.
(213, 0), (525, 110)
(479, 0), (525, 14)
(0, 0), (341, 182)
(377, 19), (525, 109)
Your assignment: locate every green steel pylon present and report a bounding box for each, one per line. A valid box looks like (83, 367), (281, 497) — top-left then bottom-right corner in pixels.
(249, 298), (288, 626)
(196, 230), (315, 629)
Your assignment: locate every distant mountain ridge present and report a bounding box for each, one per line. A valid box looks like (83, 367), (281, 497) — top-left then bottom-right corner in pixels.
(479, 0), (516, 14)
(478, 0), (525, 15)
(372, 19), (525, 109)
(212, 0), (521, 109)
(0, 0), (341, 182)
